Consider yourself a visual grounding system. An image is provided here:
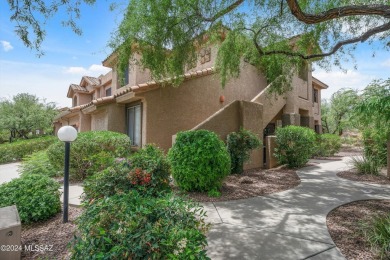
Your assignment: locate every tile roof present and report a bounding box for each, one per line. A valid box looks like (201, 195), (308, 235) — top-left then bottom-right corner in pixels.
(80, 96), (115, 110)
(83, 76), (100, 86)
(114, 67), (215, 98)
(70, 84), (88, 92)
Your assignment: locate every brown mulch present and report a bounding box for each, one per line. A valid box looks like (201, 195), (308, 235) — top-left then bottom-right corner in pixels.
(178, 167), (301, 202)
(327, 199), (390, 260)
(21, 206), (82, 260)
(337, 170), (390, 185)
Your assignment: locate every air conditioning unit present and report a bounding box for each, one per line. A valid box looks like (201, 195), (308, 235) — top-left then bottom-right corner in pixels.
(0, 205), (21, 260)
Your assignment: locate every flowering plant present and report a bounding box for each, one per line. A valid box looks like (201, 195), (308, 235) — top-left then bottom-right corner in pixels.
(128, 168), (152, 186)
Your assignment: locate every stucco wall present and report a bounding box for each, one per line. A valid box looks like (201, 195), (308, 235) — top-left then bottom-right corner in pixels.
(78, 93), (92, 106)
(62, 115), (79, 129)
(107, 104), (126, 133)
(91, 110), (108, 131)
(192, 101), (241, 140)
(79, 113), (91, 132)
(138, 62), (267, 151)
(192, 100), (264, 169)
(188, 45), (218, 72)
(252, 86), (287, 127)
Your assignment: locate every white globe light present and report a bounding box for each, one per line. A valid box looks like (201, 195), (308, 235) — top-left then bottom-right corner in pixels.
(57, 126), (78, 142)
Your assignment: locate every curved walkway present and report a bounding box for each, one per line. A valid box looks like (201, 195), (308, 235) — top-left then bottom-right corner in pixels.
(204, 157), (390, 259)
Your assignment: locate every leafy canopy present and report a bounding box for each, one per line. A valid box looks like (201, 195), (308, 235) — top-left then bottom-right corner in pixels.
(354, 79), (390, 127)
(321, 88), (359, 135)
(0, 93), (57, 140)
(6, 0), (96, 56)
(6, 1), (390, 92)
(109, 0), (390, 93)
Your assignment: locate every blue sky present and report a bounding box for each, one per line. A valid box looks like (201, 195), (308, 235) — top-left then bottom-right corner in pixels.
(0, 1), (121, 107)
(0, 2), (389, 108)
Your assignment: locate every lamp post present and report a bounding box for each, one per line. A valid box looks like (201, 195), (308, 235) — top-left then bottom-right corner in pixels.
(57, 126), (78, 223)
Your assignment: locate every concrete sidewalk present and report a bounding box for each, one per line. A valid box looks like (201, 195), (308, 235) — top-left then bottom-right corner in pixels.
(0, 162), (21, 184)
(204, 157), (390, 259)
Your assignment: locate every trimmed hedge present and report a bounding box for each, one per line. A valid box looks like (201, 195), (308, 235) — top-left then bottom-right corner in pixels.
(0, 136), (56, 164)
(313, 134), (342, 157)
(0, 174), (61, 224)
(72, 191), (209, 259)
(168, 130), (230, 192)
(47, 131), (131, 180)
(274, 126), (316, 168)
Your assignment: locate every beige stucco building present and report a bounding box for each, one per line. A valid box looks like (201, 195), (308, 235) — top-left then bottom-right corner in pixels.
(54, 45), (328, 169)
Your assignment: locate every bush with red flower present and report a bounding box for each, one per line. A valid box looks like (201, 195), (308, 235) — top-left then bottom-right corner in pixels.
(83, 144), (170, 201)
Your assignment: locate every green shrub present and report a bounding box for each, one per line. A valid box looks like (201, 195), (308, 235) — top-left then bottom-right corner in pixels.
(361, 213), (390, 259)
(0, 136), (56, 164)
(84, 145), (170, 200)
(130, 144), (170, 192)
(83, 160), (132, 201)
(0, 130), (9, 144)
(47, 131), (131, 180)
(274, 125), (316, 168)
(313, 134), (342, 157)
(20, 150), (60, 177)
(0, 174), (61, 224)
(350, 155), (381, 175)
(362, 128), (388, 166)
(168, 130), (230, 192)
(71, 191), (209, 259)
(227, 128), (261, 174)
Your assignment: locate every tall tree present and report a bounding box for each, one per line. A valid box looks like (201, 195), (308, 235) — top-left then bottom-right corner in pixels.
(321, 89), (359, 135)
(0, 93), (57, 141)
(354, 79), (390, 174)
(108, 0), (390, 93)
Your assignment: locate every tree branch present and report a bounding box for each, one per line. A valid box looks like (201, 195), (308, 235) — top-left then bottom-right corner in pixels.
(196, 0), (244, 22)
(286, 0), (390, 24)
(254, 22), (390, 60)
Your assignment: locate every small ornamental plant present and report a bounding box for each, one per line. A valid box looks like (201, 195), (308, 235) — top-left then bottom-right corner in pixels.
(227, 128), (262, 174)
(274, 125), (316, 168)
(83, 144), (170, 200)
(128, 168), (152, 186)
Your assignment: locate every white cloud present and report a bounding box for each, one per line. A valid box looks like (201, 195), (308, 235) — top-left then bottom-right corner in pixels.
(0, 60), (89, 108)
(1, 40), (13, 52)
(380, 59), (390, 67)
(63, 64), (110, 76)
(313, 69), (375, 100)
